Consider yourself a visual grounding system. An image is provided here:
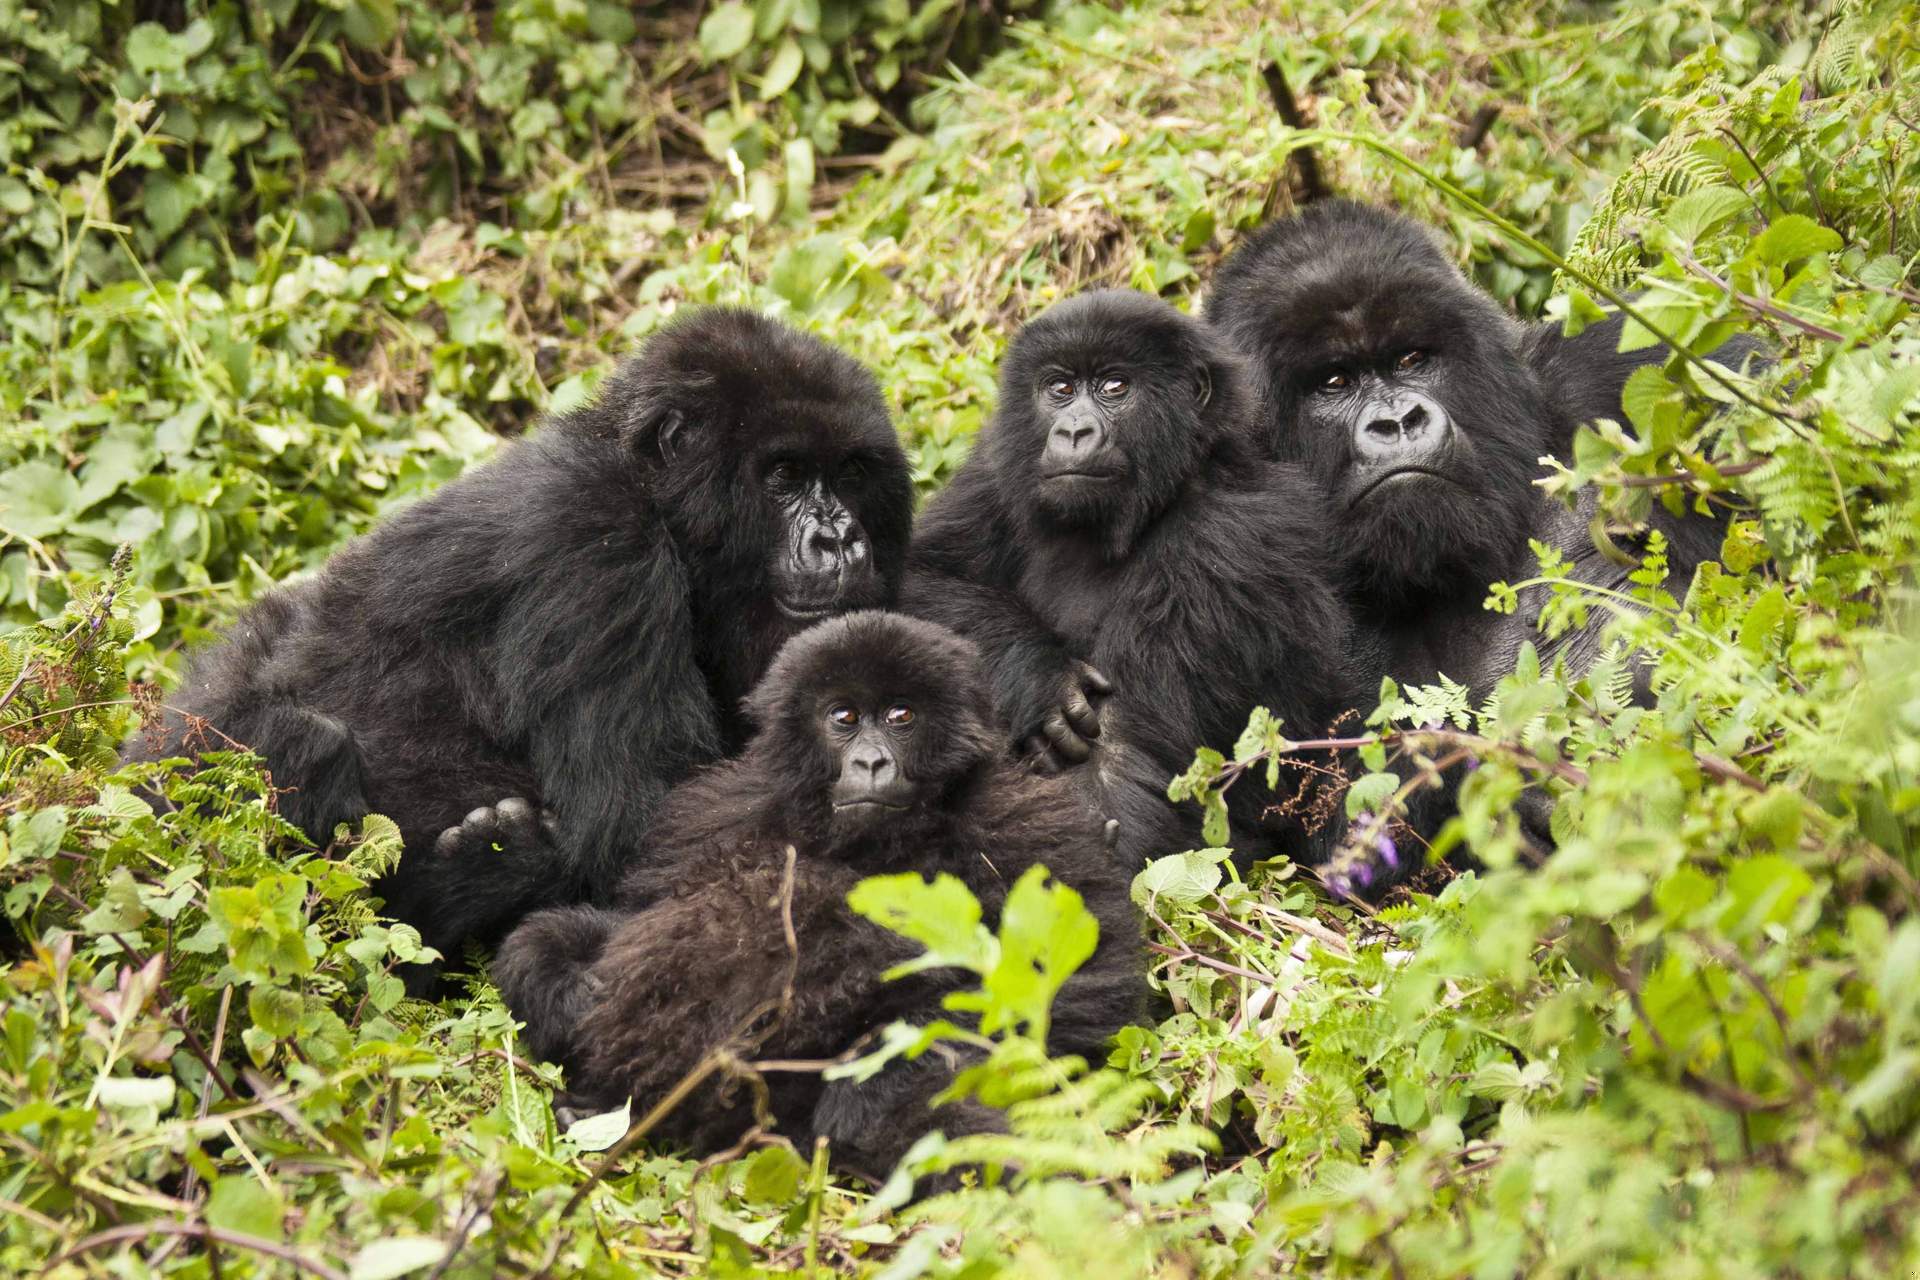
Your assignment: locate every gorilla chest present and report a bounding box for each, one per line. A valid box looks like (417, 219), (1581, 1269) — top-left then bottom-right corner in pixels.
(1018, 548), (1121, 651)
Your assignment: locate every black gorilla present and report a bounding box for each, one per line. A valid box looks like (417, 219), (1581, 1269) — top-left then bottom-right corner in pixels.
(493, 612), (1144, 1180)
(901, 290), (1359, 862)
(129, 309), (913, 969)
(1208, 200), (1746, 690)
(1207, 201), (1755, 889)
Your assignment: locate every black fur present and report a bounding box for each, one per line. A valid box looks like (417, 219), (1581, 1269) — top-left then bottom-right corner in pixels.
(127, 309), (913, 970)
(1208, 201), (1752, 885)
(902, 290), (1361, 862)
(493, 612), (1145, 1180)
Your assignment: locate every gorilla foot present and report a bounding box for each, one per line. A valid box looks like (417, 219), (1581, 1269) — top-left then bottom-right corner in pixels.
(434, 797), (559, 862)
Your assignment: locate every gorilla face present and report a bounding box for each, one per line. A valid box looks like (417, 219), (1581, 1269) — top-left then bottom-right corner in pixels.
(1208, 201), (1551, 612)
(745, 611), (1003, 849)
(607, 310), (916, 713)
(990, 290), (1244, 558)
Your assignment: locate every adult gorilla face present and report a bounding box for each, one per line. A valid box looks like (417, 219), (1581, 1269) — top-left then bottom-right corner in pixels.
(1209, 201), (1550, 611)
(992, 290), (1228, 557)
(616, 314), (915, 715)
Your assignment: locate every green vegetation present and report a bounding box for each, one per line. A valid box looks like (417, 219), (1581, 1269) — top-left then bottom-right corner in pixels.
(4, 0), (1919, 1274)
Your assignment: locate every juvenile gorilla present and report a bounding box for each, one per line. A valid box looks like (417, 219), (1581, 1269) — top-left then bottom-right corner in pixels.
(1207, 202), (1751, 888)
(902, 290), (1359, 861)
(129, 309), (913, 969)
(492, 612), (1144, 1179)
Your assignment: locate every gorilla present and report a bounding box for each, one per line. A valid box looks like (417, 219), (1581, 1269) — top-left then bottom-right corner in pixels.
(1207, 201), (1758, 889)
(901, 290), (1361, 863)
(493, 612), (1144, 1180)
(1208, 200), (1751, 691)
(128, 309), (913, 971)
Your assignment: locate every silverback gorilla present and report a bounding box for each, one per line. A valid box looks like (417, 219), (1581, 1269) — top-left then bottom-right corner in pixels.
(902, 290), (1360, 862)
(1207, 201), (1754, 891)
(493, 612), (1144, 1180)
(129, 309), (913, 971)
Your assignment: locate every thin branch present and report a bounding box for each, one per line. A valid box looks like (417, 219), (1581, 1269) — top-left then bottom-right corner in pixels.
(43, 1222), (347, 1280)
(1675, 250), (1848, 342)
(1260, 63), (1328, 203)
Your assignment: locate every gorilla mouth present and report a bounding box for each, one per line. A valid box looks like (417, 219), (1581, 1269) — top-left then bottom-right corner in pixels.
(832, 799), (911, 813)
(774, 598), (840, 622)
(1349, 467), (1457, 507)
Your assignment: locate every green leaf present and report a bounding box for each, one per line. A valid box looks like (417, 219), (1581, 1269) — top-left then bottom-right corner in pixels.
(741, 1144), (808, 1204)
(1131, 849), (1229, 907)
(126, 23), (189, 74)
(562, 1101), (631, 1151)
(1752, 214), (1842, 266)
(1662, 185), (1749, 243)
(761, 37), (806, 98)
(973, 865), (1099, 1039)
(1344, 771), (1400, 818)
(848, 872), (992, 975)
(0, 462), (79, 538)
(349, 1237), (448, 1280)
(206, 1175), (283, 1240)
(768, 234), (846, 311)
(95, 1076), (176, 1109)
(699, 2), (757, 61)
(343, 0), (399, 48)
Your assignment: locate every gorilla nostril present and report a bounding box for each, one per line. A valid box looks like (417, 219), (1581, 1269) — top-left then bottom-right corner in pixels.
(1400, 403), (1428, 435)
(1364, 418), (1400, 440)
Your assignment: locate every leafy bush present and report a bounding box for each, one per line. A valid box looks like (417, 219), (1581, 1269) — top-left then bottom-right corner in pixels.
(4, 0), (1919, 1275)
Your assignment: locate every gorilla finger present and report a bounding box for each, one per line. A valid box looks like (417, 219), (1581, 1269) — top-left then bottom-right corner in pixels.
(1023, 737), (1063, 774)
(434, 826), (465, 860)
(496, 797), (539, 845)
(1061, 687), (1102, 741)
(462, 805), (502, 840)
(1075, 662), (1114, 697)
(539, 810), (562, 844)
(1103, 819), (1120, 854)
(1041, 714), (1093, 764)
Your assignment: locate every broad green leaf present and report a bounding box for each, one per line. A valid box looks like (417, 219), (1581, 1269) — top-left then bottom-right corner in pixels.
(206, 1175), (283, 1240)
(1663, 185), (1750, 242)
(349, 1237), (448, 1280)
(699, 2), (757, 61)
(1131, 849), (1229, 907)
(1752, 214), (1842, 266)
(848, 872), (992, 975)
(761, 37), (806, 98)
(95, 1076), (176, 1109)
(0, 462), (78, 538)
(741, 1144), (808, 1204)
(563, 1101), (631, 1151)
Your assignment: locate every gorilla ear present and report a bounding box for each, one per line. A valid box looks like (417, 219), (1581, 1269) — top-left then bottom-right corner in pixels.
(629, 407), (689, 465)
(1191, 363), (1213, 409)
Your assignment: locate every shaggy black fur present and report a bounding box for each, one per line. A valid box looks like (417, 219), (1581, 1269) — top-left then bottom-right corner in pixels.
(127, 309), (913, 971)
(492, 612), (1145, 1180)
(1208, 201), (1755, 888)
(901, 290), (1361, 863)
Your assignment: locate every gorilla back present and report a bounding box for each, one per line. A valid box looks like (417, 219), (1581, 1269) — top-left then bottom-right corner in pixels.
(128, 308), (914, 967)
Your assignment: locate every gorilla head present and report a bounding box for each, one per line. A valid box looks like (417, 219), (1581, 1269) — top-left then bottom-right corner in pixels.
(741, 611), (1003, 846)
(988, 289), (1252, 558)
(1208, 202), (1548, 612)
(594, 310), (915, 705)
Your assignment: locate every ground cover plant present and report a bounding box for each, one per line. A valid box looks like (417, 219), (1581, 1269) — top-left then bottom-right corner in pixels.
(3, 0), (1918, 1274)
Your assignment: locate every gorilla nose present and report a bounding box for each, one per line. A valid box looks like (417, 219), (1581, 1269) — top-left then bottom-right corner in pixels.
(801, 520), (869, 572)
(850, 745), (894, 782)
(1355, 394), (1450, 464)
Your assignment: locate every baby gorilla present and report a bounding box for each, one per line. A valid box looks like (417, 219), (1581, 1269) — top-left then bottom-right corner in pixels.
(493, 612), (1144, 1180)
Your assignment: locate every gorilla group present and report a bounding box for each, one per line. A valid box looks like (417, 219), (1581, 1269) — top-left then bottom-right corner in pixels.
(136, 197), (1724, 1173)
(494, 612), (1144, 1180)
(130, 308), (913, 977)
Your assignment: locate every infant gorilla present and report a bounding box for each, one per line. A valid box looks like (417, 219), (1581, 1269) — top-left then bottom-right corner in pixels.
(493, 612), (1145, 1180)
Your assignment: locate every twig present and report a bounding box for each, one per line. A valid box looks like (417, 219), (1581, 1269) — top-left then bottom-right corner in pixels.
(1145, 940), (1277, 985)
(43, 1222), (347, 1280)
(1675, 250), (1849, 343)
(1456, 104), (1501, 150)
(1260, 63), (1328, 203)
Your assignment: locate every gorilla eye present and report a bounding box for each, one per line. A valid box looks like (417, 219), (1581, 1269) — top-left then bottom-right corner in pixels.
(837, 458), (867, 489)
(1317, 370), (1351, 393)
(1045, 378), (1075, 402)
(766, 461), (802, 489)
(883, 704), (914, 727)
(1397, 350), (1428, 370)
(1099, 376), (1129, 398)
(828, 704), (860, 728)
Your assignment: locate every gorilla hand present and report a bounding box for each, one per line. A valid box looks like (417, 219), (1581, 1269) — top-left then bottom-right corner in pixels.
(1020, 659), (1113, 774)
(434, 797), (560, 863)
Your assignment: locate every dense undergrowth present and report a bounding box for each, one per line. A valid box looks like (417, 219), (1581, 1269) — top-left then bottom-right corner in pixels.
(3, 0), (1919, 1275)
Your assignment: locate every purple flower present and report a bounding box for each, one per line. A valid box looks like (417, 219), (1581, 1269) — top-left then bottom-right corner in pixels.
(1374, 832), (1400, 871)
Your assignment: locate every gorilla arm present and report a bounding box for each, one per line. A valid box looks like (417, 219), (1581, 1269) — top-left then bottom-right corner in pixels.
(903, 458), (1112, 770)
(422, 535), (726, 958)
